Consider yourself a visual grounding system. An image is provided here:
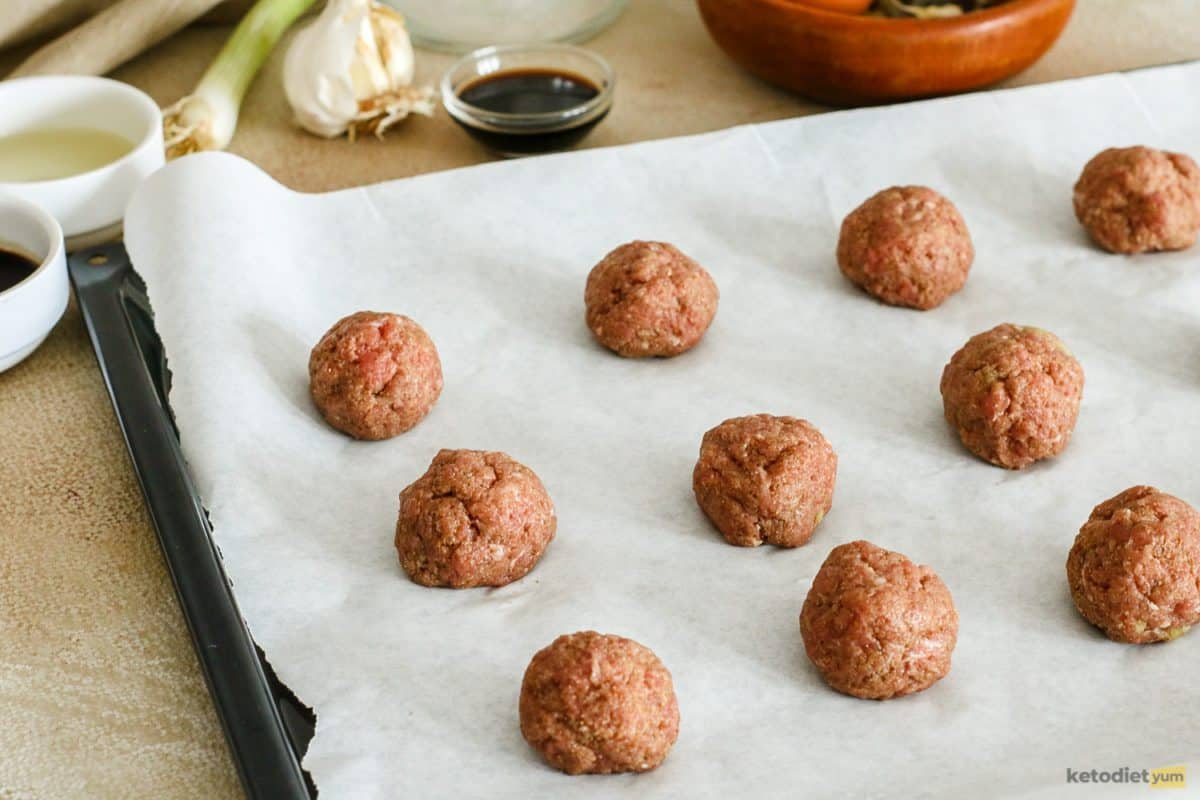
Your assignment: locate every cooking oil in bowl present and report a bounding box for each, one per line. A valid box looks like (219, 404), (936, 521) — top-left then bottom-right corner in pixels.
(0, 127), (136, 183)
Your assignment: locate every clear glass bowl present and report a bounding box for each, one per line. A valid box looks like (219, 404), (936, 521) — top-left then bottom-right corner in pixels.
(384, 0), (629, 53)
(442, 43), (615, 157)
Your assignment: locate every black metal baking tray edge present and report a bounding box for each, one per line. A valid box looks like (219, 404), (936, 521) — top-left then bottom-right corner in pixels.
(69, 243), (316, 799)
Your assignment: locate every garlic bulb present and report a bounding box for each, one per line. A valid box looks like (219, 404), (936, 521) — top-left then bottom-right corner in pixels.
(283, 0), (435, 139)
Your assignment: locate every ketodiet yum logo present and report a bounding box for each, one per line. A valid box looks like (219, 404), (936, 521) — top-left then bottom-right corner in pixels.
(1066, 765), (1187, 789)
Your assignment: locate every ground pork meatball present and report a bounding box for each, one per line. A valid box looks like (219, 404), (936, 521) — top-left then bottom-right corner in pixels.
(692, 414), (836, 548)
(1073, 146), (1200, 254)
(395, 449), (555, 588)
(519, 631), (679, 775)
(836, 185), (973, 310)
(308, 311), (442, 440)
(584, 240), (719, 358)
(800, 540), (958, 700)
(1067, 486), (1200, 644)
(940, 324), (1084, 470)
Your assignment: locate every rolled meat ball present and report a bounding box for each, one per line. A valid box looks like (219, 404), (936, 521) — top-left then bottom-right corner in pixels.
(1067, 486), (1200, 644)
(584, 240), (719, 358)
(836, 185), (973, 310)
(940, 324), (1084, 469)
(308, 311), (442, 440)
(519, 631), (680, 775)
(800, 540), (958, 700)
(395, 449), (555, 588)
(693, 414), (836, 548)
(1073, 146), (1200, 254)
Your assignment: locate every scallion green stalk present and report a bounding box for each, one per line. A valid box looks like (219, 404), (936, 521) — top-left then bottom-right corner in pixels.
(163, 0), (316, 159)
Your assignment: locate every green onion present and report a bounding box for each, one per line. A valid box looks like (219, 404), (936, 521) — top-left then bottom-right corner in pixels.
(163, 0), (316, 159)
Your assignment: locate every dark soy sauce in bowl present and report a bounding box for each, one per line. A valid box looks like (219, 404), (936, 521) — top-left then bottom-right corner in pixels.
(460, 68), (599, 114)
(452, 68), (609, 156)
(0, 247), (39, 294)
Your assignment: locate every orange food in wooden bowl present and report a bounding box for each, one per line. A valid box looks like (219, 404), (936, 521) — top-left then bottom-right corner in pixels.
(696, 0), (1076, 106)
(796, 0), (874, 13)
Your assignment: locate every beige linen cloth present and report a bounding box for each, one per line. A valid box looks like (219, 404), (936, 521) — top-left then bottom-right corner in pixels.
(1, 1), (1198, 797)
(1, 0), (251, 75)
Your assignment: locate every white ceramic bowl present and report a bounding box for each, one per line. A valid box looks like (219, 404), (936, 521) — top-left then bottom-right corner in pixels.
(0, 76), (163, 247)
(0, 195), (68, 373)
(387, 0), (628, 52)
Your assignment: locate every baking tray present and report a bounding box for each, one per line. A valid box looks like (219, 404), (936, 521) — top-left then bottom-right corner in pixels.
(69, 242), (315, 800)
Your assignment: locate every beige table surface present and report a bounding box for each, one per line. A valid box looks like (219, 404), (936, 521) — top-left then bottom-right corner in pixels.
(2, 1), (1199, 796)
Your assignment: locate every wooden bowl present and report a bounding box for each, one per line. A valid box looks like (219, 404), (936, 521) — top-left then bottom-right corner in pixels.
(696, 0), (1076, 106)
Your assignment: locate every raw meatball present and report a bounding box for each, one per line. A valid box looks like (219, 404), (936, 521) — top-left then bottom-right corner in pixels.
(584, 240), (719, 358)
(940, 324), (1084, 470)
(519, 631), (679, 775)
(692, 414), (836, 548)
(1073, 146), (1200, 254)
(1067, 486), (1200, 644)
(836, 185), (973, 310)
(800, 540), (958, 700)
(308, 311), (442, 440)
(395, 449), (555, 588)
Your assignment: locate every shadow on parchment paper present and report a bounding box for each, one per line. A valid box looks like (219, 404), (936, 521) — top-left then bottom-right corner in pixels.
(933, 143), (1086, 251)
(956, 521), (1103, 643)
(655, 447), (720, 548)
(241, 314), (324, 425)
(736, 212), (844, 292)
(685, 188), (855, 300)
(792, 246), (867, 301)
(420, 657), (554, 775)
(1069, 293), (1200, 389)
(455, 242), (596, 356)
(931, 401), (970, 460)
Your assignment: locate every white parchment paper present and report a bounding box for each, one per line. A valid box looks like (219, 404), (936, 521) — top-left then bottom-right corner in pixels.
(125, 62), (1200, 799)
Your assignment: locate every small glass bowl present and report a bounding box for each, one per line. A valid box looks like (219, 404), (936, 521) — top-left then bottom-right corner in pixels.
(441, 43), (615, 158)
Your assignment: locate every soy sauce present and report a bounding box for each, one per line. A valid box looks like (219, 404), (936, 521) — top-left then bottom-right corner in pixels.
(454, 68), (608, 156)
(461, 68), (599, 114)
(0, 247), (38, 293)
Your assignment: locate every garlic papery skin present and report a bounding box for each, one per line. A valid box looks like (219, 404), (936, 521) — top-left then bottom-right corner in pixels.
(283, 0), (435, 140)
